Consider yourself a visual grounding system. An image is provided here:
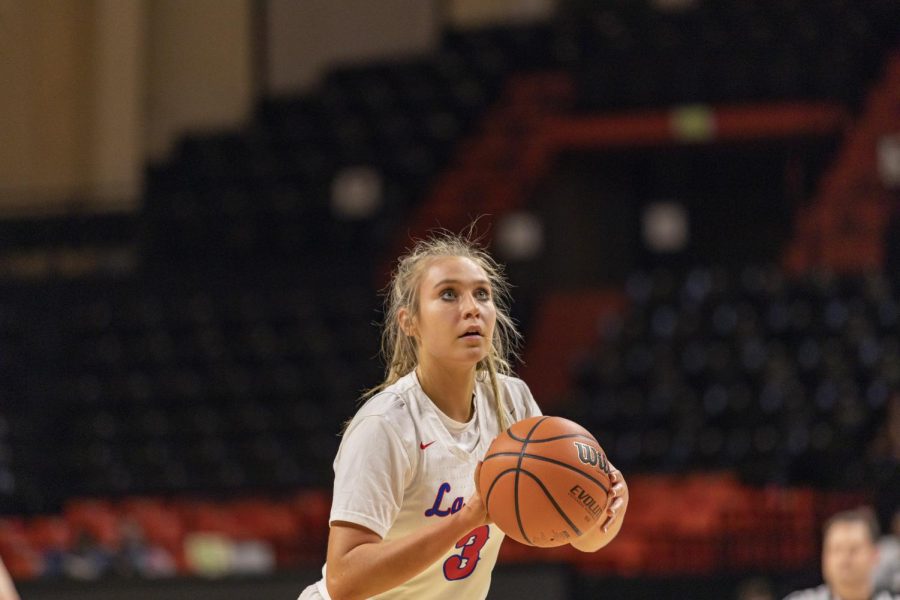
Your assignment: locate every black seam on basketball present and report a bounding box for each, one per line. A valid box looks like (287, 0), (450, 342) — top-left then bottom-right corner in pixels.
(523, 453), (610, 495)
(514, 417), (548, 546)
(484, 468), (518, 510)
(506, 432), (597, 444)
(517, 468), (582, 537)
(484, 451), (610, 495)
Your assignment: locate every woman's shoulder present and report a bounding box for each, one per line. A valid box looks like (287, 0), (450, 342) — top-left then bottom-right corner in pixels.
(484, 373), (540, 420)
(351, 373), (421, 425)
(496, 372), (528, 386)
(494, 373), (534, 398)
(343, 375), (423, 463)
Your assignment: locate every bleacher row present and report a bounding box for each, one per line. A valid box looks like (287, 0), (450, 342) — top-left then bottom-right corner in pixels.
(565, 267), (897, 488)
(0, 275), (380, 512)
(501, 473), (868, 576)
(0, 490), (330, 580)
(564, 0), (900, 109)
(0, 473), (868, 581)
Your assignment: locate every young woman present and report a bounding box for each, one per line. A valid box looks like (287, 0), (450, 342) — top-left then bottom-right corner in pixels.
(298, 231), (628, 600)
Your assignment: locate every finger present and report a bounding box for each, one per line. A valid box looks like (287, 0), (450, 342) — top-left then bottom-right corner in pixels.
(607, 497), (624, 514)
(602, 499), (625, 532)
(602, 514), (615, 532)
(606, 482), (625, 508)
(608, 469), (619, 484)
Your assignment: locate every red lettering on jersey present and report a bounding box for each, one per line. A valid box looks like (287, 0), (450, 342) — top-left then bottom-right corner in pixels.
(443, 525), (490, 580)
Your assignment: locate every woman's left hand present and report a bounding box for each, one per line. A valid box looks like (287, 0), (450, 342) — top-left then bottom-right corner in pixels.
(569, 465), (628, 552)
(600, 467), (628, 533)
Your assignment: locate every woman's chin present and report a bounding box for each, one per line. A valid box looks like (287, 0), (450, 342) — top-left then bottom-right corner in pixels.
(460, 348), (489, 364)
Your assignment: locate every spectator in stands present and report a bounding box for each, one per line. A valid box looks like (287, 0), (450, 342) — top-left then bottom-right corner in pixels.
(112, 518), (175, 579)
(0, 557), (20, 600)
(63, 530), (112, 581)
(784, 508), (891, 600)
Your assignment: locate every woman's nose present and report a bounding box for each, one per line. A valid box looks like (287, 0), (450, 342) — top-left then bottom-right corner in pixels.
(461, 293), (480, 318)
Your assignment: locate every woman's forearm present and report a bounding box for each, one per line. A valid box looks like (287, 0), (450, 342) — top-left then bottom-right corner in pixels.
(326, 505), (485, 600)
(0, 558), (20, 600)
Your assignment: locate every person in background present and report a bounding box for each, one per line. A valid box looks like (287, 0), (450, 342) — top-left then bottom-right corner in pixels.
(63, 530), (113, 581)
(873, 507), (900, 594)
(784, 508), (893, 600)
(113, 518), (176, 579)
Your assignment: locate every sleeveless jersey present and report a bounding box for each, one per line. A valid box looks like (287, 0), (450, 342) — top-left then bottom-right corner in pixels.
(312, 371), (541, 600)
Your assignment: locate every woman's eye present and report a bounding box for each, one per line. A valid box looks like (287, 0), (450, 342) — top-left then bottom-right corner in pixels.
(476, 288), (491, 300)
(440, 289), (456, 300)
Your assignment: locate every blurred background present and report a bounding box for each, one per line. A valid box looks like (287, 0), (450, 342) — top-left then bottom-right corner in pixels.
(1, 0), (899, 598)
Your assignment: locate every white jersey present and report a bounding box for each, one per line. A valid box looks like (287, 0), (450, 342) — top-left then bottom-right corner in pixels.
(311, 371), (541, 600)
(784, 585), (899, 600)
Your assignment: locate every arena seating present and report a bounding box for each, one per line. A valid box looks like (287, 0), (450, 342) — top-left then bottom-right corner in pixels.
(563, 266), (896, 489)
(563, 0), (900, 110)
(0, 0), (898, 584)
(0, 272), (380, 512)
(0, 475), (869, 581)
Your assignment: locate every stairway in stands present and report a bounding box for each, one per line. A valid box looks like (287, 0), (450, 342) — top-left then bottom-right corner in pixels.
(390, 72), (570, 256)
(785, 51), (900, 274)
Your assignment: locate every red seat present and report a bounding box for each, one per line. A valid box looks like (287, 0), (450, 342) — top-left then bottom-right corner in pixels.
(64, 499), (120, 547)
(26, 517), (71, 552)
(118, 497), (184, 554)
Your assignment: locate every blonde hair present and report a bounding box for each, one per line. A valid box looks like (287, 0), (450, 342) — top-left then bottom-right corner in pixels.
(366, 228), (521, 431)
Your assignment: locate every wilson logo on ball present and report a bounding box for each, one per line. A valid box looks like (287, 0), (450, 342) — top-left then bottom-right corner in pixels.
(573, 441), (612, 476)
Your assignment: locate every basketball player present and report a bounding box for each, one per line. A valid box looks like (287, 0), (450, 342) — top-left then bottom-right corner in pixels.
(784, 508), (895, 600)
(298, 231), (628, 600)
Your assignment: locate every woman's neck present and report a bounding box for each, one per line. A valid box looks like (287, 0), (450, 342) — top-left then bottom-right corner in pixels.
(415, 360), (476, 423)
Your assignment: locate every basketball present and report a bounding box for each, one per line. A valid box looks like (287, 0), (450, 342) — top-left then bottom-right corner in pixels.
(478, 416), (612, 547)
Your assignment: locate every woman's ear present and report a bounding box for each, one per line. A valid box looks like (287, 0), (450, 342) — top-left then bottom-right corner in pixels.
(398, 307), (415, 337)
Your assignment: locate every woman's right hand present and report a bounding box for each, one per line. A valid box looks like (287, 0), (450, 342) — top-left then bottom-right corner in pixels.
(463, 461), (491, 528)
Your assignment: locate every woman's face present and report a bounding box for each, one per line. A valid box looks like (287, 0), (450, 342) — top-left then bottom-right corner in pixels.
(405, 256), (497, 369)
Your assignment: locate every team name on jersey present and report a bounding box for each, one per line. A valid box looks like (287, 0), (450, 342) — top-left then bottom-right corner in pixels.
(424, 482), (465, 517)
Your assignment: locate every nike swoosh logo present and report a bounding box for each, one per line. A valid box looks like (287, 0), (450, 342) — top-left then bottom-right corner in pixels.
(420, 441), (436, 450)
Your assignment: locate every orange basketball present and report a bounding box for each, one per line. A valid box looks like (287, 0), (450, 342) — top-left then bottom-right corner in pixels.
(479, 416), (612, 547)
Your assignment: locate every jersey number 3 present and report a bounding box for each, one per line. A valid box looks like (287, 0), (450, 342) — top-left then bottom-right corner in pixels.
(443, 525), (489, 581)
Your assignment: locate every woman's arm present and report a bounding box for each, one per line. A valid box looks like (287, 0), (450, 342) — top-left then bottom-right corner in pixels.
(325, 465), (489, 600)
(570, 467), (628, 553)
(0, 557), (20, 600)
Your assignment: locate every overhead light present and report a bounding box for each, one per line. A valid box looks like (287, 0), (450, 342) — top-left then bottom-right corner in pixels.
(642, 201), (689, 253)
(496, 211), (543, 261)
(331, 166), (383, 219)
